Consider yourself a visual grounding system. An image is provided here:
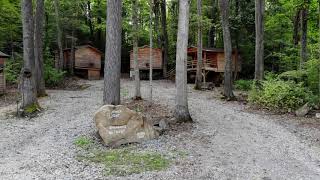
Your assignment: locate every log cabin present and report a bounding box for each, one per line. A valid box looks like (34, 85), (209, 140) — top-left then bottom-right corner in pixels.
(130, 46), (163, 79)
(62, 45), (102, 80)
(0, 51), (9, 94)
(187, 47), (241, 83)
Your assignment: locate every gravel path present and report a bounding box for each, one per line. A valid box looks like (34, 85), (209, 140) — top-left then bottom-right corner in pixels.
(1, 79), (320, 180)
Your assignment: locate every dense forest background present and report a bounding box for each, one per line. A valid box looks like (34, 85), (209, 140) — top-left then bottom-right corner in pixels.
(0, 0), (319, 98)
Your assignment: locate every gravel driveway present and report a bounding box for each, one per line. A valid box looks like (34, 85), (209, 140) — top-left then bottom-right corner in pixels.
(1, 79), (320, 180)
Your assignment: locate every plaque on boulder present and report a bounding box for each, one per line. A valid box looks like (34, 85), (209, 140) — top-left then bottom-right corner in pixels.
(94, 105), (159, 147)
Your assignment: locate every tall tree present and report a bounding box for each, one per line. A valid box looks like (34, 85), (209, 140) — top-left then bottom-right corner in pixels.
(160, 0), (169, 77)
(133, 0), (141, 99)
(103, 0), (122, 105)
(21, 0), (38, 110)
(34, 0), (46, 97)
(293, 9), (301, 46)
(255, 0), (265, 80)
(195, 0), (203, 90)
(300, 0), (309, 69)
(175, 0), (192, 123)
(149, 0), (153, 102)
(54, 0), (63, 70)
(219, 0), (234, 99)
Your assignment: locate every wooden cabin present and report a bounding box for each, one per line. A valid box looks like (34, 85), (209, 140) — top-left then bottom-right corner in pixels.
(187, 47), (241, 83)
(62, 45), (102, 80)
(130, 46), (163, 79)
(0, 51), (9, 94)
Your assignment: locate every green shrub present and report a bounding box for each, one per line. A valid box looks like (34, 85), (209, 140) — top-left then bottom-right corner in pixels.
(278, 70), (308, 83)
(306, 59), (320, 93)
(44, 64), (66, 87)
(248, 78), (313, 111)
(235, 79), (253, 91)
(4, 58), (22, 84)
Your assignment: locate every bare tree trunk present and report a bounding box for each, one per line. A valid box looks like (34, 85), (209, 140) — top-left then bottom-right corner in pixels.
(219, 0), (234, 99)
(149, 0), (153, 102)
(21, 0), (38, 110)
(293, 9), (301, 46)
(255, 0), (265, 80)
(175, 0), (192, 123)
(133, 0), (141, 99)
(195, 0), (203, 90)
(103, 0), (122, 105)
(300, 0), (309, 70)
(318, 0), (320, 95)
(54, 0), (63, 70)
(70, 30), (75, 75)
(160, 0), (169, 77)
(34, 0), (46, 97)
(87, 0), (94, 41)
(154, 0), (161, 47)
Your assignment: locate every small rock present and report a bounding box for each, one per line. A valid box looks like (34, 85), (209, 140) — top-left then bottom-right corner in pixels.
(316, 113), (320, 119)
(295, 103), (310, 117)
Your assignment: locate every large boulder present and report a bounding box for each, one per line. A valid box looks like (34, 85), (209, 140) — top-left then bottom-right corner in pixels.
(94, 105), (159, 147)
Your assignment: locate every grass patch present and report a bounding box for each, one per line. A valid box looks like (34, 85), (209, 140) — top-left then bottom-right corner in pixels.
(74, 136), (93, 149)
(80, 149), (170, 176)
(24, 103), (41, 114)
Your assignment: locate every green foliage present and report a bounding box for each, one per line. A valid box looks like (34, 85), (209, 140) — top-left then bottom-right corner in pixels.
(4, 58), (22, 84)
(278, 70), (308, 82)
(248, 78), (313, 111)
(234, 79), (253, 91)
(44, 64), (66, 87)
(81, 149), (170, 176)
(306, 59), (320, 93)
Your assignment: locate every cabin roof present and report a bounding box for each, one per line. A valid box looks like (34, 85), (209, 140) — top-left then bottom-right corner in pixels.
(0, 51), (9, 58)
(188, 46), (238, 53)
(130, 45), (162, 53)
(63, 45), (102, 54)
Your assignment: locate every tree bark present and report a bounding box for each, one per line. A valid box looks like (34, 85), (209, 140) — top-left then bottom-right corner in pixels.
(255, 0), (265, 80)
(103, 0), (122, 105)
(300, 0), (309, 70)
(87, 0), (94, 41)
(195, 0), (203, 90)
(70, 30), (75, 75)
(54, 0), (64, 70)
(219, 0), (235, 99)
(175, 0), (192, 123)
(149, 0), (153, 102)
(21, 0), (38, 110)
(133, 0), (141, 99)
(293, 9), (301, 46)
(160, 0), (169, 77)
(34, 0), (46, 97)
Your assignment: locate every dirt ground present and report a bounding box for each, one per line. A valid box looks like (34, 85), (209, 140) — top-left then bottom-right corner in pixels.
(0, 79), (320, 180)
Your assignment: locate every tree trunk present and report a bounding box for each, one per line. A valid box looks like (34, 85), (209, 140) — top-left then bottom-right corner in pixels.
(149, 0), (153, 102)
(154, 0), (162, 47)
(133, 0), (141, 99)
(87, 0), (94, 41)
(160, 0), (169, 77)
(21, 0), (38, 110)
(54, 0), (63, 70)
(70, 30), (75, 75)
(195, 0), (203, 90)
(103, 0), (122, 105)
(219, 0), (234, 99)
(175, 0), (192, 123)
(255, 0), (265, 80)
(208, 0), (217, 48)
(34, 0), (46, 97)
(300, 1), (309, 70)
(293, 9), (301, 46)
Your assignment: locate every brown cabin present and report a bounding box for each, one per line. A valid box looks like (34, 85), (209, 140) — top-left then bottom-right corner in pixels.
(62, 45), (102, 80)
(130, 46), (163, 70)
(0, 51), (9, 94)
(187, 47), (241, 72)
(187, 47), (241, 83)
